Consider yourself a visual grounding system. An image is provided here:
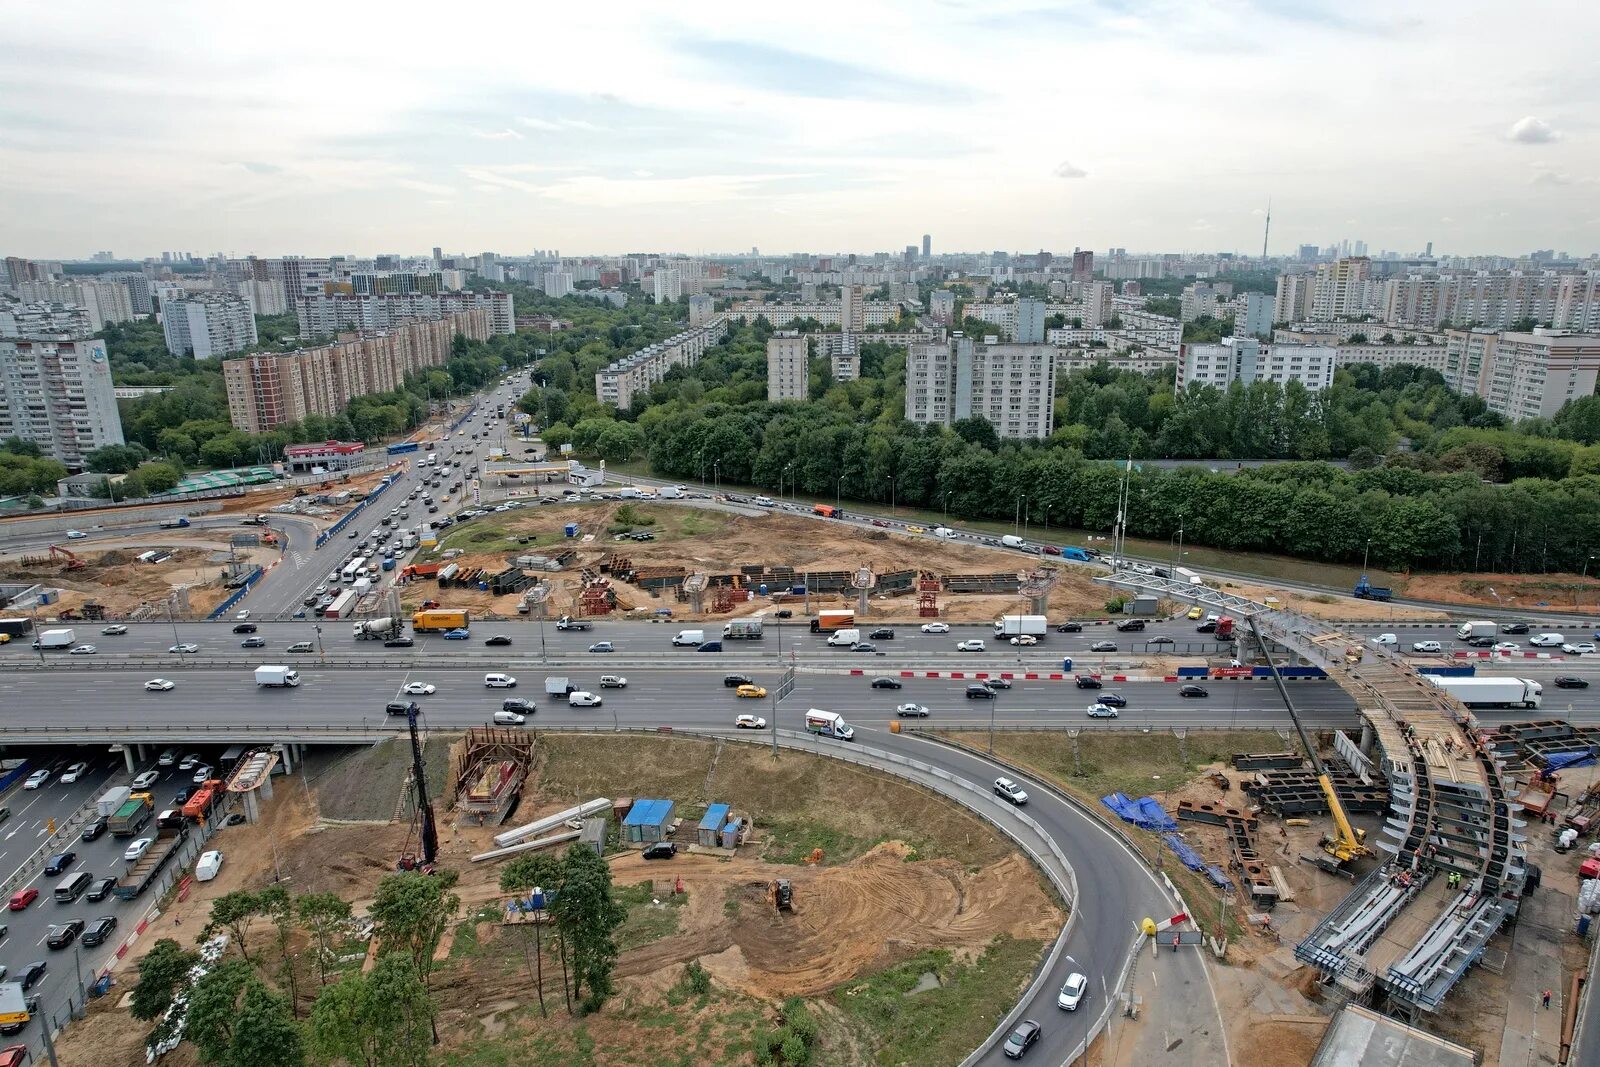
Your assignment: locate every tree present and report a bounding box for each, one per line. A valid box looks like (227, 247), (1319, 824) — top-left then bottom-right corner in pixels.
(229, 979), (305, 1067)
(311, 953), (433, 1067)
(370, 870), (460, 993)
(1347, 445), (1381, 470)
(297, 891), (353, 986)
(501, 854), (566, 1015)
(550, 845), (627, 1011)
(951, 416), (1000, 452)
(131, 460), (181, 495)
(0, 436), (41, 458)
(257, 884), (299, 1015)
(85, 442), (152, 473)
(597, 422), (645, 462)
(206, 890), (264, 964)
(184, 958), (253, 1063)
(130, 938), (198, 1021)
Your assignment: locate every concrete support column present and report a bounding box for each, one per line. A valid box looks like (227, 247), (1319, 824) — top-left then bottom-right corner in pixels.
(1360, 721), (1375, 755)
(135, 743), (146, 763)
(260, 774), (274, 801)
(123, 747), (137, 774)
(243, 790), (260, 824)
(278, 745), (293, 775)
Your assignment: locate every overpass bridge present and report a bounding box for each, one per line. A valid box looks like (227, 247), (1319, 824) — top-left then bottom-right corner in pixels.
(1099, 570), (1524, 1018)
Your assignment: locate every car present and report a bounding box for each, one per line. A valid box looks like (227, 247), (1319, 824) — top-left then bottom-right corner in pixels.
(59, 762), (88, 784)
(870, 677), (903, 689)
(1075, 675), (1102, 689)
(642, 842), (678, 860)
(18, 962), (46, 991)
(131, 770), (160, 789)
(80, 915), (118, 948)
(1412, 640), (1443, 653)
(492, 709), (527, 726)
(1115, 619), (1146, 632)
(735, 714), (768, 729)
(1010, 634), (1038, 647)
(69, 644), (96, 655)
(43, 852), (76, 876)
(1087, 703), (1119, 718)
(568, 690), (604, 707)
(868, 628), (896, 641)
(735, 684), (768, 699)
(983, 677), (1012, 690)
(1502, 622), (1531, 634)
(1556, 676), (1590, 689)
(1042, 545), (1062, 556)
(124, 838), (154, 862)
(480, 634), (515, 648)
(1055, 622), (1083, 633)
(22, 770), (49, 791)
(1195, 621), (1217, 633)
(8, 889), (38, 911)
(401, 682), (436, 696)
(46, 920), (84, 950)
(178, 753), (202, 770)
(1148, 635), (1175, 646)
(1465, 636), (1494, 647)
(85, 877), (116, 903)
(292, 609), (307, 619)
(1097, 692), (1128, 707)
(994, 778), (1029, 805)
(1057, 972), (1089, 1010)
(920, 622), (950, 634)
(1493, 642), (1521, 654)
(238, 636), (267, 650)
(191, 766), (213, 784)
(599, 675), (628, 688)
(384, 636), (414, 648)
(844, 642), (874, 654)
(348, 529), (359, 538)
(65, 529), (86, 539)
(1178, 684), (1209, 698)
(965, 684), (997, 699)
(871, 519), (888, 528)
(232, 623), (257, 634)
(775, 609), (793, 619)
(81, 816), (108, 842)
(286, 641), (314, 654)
(442, 628), (471, 640)
(168, 643), (199, 654)
(100, 624), (128, 635)
(1532, 633), (1566, 647)
(1186, 606), (1205, 620)
(956, 639), (986, 652)
(1002, 1020), (1041, 1059)
(1565, 643), (1598, 655)
(588, 641), (615, 653)
(1090, 641), (1118, 653)
(896, 703), (931, 718)
(172, 787), (192, 804)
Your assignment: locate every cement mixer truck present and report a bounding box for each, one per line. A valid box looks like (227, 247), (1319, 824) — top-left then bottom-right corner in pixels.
(352, 617), (402, 641)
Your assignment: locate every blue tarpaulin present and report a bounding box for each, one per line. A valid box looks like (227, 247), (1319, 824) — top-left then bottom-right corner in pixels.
(1162, 833), (1206, 872)
(1544, 750), (1598, 772)
(1102, 793), (1177, 831)
(1204, 865), (1234, 890)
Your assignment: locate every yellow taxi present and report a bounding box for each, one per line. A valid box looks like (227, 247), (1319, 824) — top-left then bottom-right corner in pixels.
(1186, 605), (1204, 620)
(906, 525), (925, 534)
(736, 684), (768, 699)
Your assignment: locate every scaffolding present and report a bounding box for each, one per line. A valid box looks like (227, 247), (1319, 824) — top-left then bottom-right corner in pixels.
(452, 727), (536, 827)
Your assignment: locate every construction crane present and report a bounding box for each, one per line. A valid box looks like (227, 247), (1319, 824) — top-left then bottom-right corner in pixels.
(397, 703), (439, 872)
(1246, 614), (1370, 870)
(48, 544), (86, 570)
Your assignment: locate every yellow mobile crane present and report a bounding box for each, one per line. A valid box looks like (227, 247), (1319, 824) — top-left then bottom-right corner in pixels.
(1247, 615), (1370, 870)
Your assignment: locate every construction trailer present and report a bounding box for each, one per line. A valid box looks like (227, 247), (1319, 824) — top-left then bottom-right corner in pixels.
(622, 799), (675, 845)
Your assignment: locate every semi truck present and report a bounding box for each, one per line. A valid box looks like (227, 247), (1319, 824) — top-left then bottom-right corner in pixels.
(1426, 675), (1543, 709)
(113, 826), (188, 900)
(1456, 620), (1497, 640)
(994, 615), (1047, 639)
(107, 796), (152, 837)
(810, 610), (855, 633)
(804, 710), (854, 741)
(413, 609), (469, 632)
(1352, 576), (1393, 602)
(352, 617), (402, 640)
(34, 628), (75, 650)
(254, 665), (302, 688)
(157, 516), (190, 529)
(322, 589), (357, 619)
(723, 618), (764, 640)
(0, 619), (34, 639)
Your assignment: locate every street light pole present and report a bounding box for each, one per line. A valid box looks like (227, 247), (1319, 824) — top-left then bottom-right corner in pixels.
(836, 476), (844, 510)
(1362, 538), (1373, 575)
(1585, 556), (1597, 579)
(943, 492), (952, 522)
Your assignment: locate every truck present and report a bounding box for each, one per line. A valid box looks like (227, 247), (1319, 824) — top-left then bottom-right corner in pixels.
(254, 665), (302, 688)
(0, 619), (33, 639)
(401, 531), (418, 549)
(400, 562), (441, 580)
(555, 616), (592, 632)
(352, 617), (401, 641)
(96, 786), (131, 818)
(157, 516), (190, 529)
(994, 615), (1048, 639)
(241, 513), (271, 526)
(1215, 616), (1236, 640)
(1060, 547), (1094, 562)
(182, 780), (223, 821)
(107, 796), (153, 837)
(545, 677), (577, 696)
(1456, 620), (1497, 640)
(113, 826), (188, 900)
(813, 504), (841, 518)
(1352, 575), (1393, 602)
(34, 628), (75, 650)
(810, 610), (855, 634)
(1174, 566), (1201, 585)
(1426, 675), (1543, 709)
(804, 709), (854, 741)
(322, 589), (357, 619)
(413, 609), (469, 632)
(723, 618), (764, 640)
(657, 485), (684, 499)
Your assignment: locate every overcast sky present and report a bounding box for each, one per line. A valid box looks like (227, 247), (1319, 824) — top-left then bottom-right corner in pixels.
(2, 1), (1594, 259)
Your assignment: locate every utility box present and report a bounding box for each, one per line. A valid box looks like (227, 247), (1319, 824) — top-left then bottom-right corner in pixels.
(697, 804), (730, 848)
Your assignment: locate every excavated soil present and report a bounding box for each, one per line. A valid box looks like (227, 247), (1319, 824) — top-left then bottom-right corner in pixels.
(0, 542), (277, 617)
(1403, 570), (1600, 616)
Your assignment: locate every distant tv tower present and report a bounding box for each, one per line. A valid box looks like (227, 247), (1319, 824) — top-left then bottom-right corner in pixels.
(1262, 198), (1272, 259)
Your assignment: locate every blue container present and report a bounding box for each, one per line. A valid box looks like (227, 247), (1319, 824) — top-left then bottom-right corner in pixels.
(564, 523), (579, 538)
(759, 584), (769, 596)
(1062, 657), (1073, 672)
(1580, 915), (1592, 938)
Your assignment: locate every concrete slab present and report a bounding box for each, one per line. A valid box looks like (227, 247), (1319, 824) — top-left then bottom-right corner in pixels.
(1310, 1005), (1476, 1067)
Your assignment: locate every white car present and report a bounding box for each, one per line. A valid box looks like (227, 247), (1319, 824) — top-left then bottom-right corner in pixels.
(492, 710), (527, 726)
(23, 770), (50, 790)
(1010, 635), (1038, 647)
(895, 703), (931, 718)
(401, 682), (437, 696)
(1057, 972), (1088, 1011)
(168, 643), (200, 654)
(1087, 703), (1119, 719)
(178, 753), (202, 770)
(131, 770), (160, 789)
(192, 765), (213, 784)
(994, 777), (1029, 805)
(59, 762), (89, 783)
(235, 610), (251, 620)
(1564, 643), (1598, 656)
(568, 691), (603, 707)
(69, 644), (96, 655)
(920, 622), (950, 634)
(65, 529), (86, 539)
(1492, 642), (1521, 654)
(158, 749), (178, 767)
(599, 675), (628, 688)
(100, 624), (128, 636)
(1411, 640), (1442, 654)
(957, 639), (986, 653)
(144, 678), (175, 691)
(1531, 633), (1566, 647)
(123, 838), (154, 861)
(735, 714), (767, 729)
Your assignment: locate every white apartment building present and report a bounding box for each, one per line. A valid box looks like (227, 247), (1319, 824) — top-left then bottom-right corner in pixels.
(1556, 275), (1600, 332)
(652, 269), (682, 304)
(1177, 338), (1336, 392)
(595, 316), (728, 409)
(162, 291), (258, 358)
(1056, 349), (1178, 376)
(929, 290), (956, 323)
(1082, 282), (1114, 327)
(1310, 258), (1374, 319)
(296, 291), (514, 337)
(0, 309), (124, 469)
(1274, 272), (1315, 323)
(688, 294), (716, 328)
(905, 335), (1055, 440)
(1014, 299), (1046, 343)
(11, 279), (135, 332)
(1332, 341), (1449, 373)
(1445, 328), (1600, 420)
(766, 331), (809, 402)
(235, 277), (288, 316)
(1180, 283), (1223, 323)
(543, 272), (574, 299)
(840, 285), (864, 331)
(1443, 329), (1499, 398)
(726, 301), (900, 328)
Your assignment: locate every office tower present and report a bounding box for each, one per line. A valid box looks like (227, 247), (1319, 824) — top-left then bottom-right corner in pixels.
(840, 285), (865, 331)
(652, 269), (681, 304)
(162, 291), (257, 358)
(1071, 250), (1094, 281)
(766, 331), (809, 402)
(0, 305), (124, 468)
(1014, 299), (1046, 343)
(688, 294), (716, 328)
(1177, 338), (1336, 391)
(1235, 292), (1272, 338)
(905, 335), (1055, 440)
(904, 245), (917, 265)
(922, 234), (931, 259)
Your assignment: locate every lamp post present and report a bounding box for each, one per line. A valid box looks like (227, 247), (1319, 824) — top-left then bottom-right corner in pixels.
(836, 475), (845, 510)
(943, 491), (952, 522)
(698, 449), (706, 490)
(315, 625), (324, 663)
(1585, 556), (1598, 579)
(713, 460), (721, 494)
(1362, 538), (1374, 575)
(1042, 505), (1050, 532)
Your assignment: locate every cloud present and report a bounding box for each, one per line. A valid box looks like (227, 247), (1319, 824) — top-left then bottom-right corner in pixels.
(1053, 160), (1088, 179)
(470, 127), (523, 141)
(676, 39), (973, 103)
(1531, 168), (1594, 187)
(1508, 116), (1559, 144)
(1190, 218), (1216, 231)
(535, 173), (810, 207)
(517, 116), (605, 132)
(239, 161), (281, 175)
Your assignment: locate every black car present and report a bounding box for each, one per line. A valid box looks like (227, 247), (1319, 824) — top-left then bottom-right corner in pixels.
(984, 677), (1012, 690)
(775, 609), (794, 619)
(1502, 622), (1531, 635)
(1465, 636), (1495, 647)
(86, 877), (117, 903)
(385, 701), (419, 717)
(1114, 619), (1145, 632)
(81, 817), (107, 843)
(870, 677), (903, 689)
(1002, 1019), (1041, 1059)
(502, 698), (536, 714)
(18, 961), (46, 991)
(723, 674), (754, 688)
(1075, 676), (1103, 690)
(46, 920), (84, 950)
(642, 842), (677, 860)
(1556, 676), (1590, 689)
(81, 915), (118, 948)
(965, 684), (997, 699)
(384, 637), (414, 648)
(1195, 621), (1216, 633)
(232, 623), (257, 634)
(1149, 635), (1175, 645)
(173, 788), (192, 805)
(485, 635), (512, 647)
(0, 995), (40, 1035)
(1055, 622), (1083, 633)
(1178, 684), (1209, 698)
(1098, 692), (1128, 707)
(43, 852), (76, 876)
(868, 628), (896, 641)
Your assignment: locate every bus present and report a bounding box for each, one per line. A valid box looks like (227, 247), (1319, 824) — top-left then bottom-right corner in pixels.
(341, 556), (367, 583)
(386, 441), (419, 456)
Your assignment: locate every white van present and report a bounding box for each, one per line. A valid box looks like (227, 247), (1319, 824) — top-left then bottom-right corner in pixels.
(1000, 534), (1026, 549)
(1531, 633), (1565, 647)
(672, 630), (704, 647)
(195, 850), (223, 882)
(1371, 633), (1398, 649)
(483, 673), (518, 688)
(827, 628), (861, 647)
(933, 527), (956, 538)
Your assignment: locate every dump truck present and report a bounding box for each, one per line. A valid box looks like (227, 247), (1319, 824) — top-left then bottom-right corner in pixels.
(352, 617), (401, 641)
(34, 628), (76, 650)
(400, 562), (441, 580)
(1215, 616), (1236, 640)
(254, 665), (301, 688)
(1426, 675), (1543, 708)
(107, 796), (153, 837)
(113, 826), (188, 900)
(993, 615), (1047, 639)
(412, 609), (468, 632)
(809, 610), (855, 633)
(1352, 575), (1392, 601)
(182, 780), (223, 821)
(723, 618), (764, 640)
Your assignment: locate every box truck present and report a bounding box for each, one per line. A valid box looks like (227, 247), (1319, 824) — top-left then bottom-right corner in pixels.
(810, 610), (855, 633)
(723, 618), (764, 640)
(1456, 620), (1497, 640)
(34, 628), (76, 650)
(804, 710), (854, 741)
(1426, 675), (1542, 708)
(994, 615), (1047, 639)
(254, 665), (302, 688)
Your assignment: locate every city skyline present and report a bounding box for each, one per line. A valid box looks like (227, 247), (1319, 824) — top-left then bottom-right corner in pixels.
(2, 1), (1595, 257)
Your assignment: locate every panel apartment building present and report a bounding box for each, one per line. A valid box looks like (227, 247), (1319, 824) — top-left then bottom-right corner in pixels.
(905, 335), (1056, 440)
(295, 290), (515, 337)
(1176, 337), (1337, 391)
(162, 290), (258, 358)
(594, 317), (728, 409)
(1444, 328), (1600, 421)
(223, 309), (491, 433)
(766, 331), (810, 401)
(0, 303), (125, 469)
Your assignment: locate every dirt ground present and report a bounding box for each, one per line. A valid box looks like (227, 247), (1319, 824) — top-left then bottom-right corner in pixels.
(1209, 576), (1440, 622)
(1403, 570), (1600, 616)
(0, 541), (278, 618)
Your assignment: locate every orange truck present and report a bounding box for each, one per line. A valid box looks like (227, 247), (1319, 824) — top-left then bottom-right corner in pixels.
(183, 780), (222, 821)
(401, 562), (441, 580)
(809, 610), (855, 633)
(413, 609), (468, 632)
(813, 504), (840, 518)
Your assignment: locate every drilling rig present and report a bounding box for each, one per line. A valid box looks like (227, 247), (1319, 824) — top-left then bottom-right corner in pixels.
(397, 703), (439, 872)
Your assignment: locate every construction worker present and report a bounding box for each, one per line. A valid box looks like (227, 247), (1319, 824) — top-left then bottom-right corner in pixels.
(1172, 933), (1180, 953)
(1543, 989), (1553, 1010)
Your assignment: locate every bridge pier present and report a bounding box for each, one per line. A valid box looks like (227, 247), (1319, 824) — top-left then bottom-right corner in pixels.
(277, 744), (293, 775)
(1360, 722), (1375, 755)
(123, 746), (136, 774)
(243, 789), (259, 824)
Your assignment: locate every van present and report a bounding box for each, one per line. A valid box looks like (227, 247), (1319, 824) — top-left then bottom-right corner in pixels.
(697, 640), (723, 652)
(483, 673), (517, 688)
(827, 628), (861, 647)
(195, 851), (223, 882)
(672, 630), (704, 647)
(54, 871), (93, 904)
(1531, 633), (1565, 647)
(1371, 633), (1398, 649)
(1000, 534), (1026, 549)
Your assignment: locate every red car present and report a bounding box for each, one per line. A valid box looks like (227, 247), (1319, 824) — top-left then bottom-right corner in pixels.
(871, 519), (889, 528)
(8, 888), (38, 911)
(1042, 546), (1062, 556)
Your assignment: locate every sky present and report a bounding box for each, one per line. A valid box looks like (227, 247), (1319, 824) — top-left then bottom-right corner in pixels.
(1, 0), (1595, 259)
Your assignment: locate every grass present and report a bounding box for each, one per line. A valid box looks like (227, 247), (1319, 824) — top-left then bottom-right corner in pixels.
(613, 879), (689, 951)
(315, 735), (452, 822)
(450, 903), (506, 959)
(760, 816), (878, 866)
(829, 937), (1047, 1067)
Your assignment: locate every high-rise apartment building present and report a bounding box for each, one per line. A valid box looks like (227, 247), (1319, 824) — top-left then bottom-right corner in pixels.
(1180, 283), (1222, 323)
(594, 317), (728, 409)
(296, 291), (514, 337)
(102, 271), (154, 315)
(1235, 292), (1272, 338)
(1014, 299), (1046, 343)
(1555, 275), (1600, 333)
(929, 290), (956, 324)
(12, 279), (135, 333)
(1273, 271), (1315, 323)
(652, 269), (681, 304)
(543, 272), (574, 298)
(1444, 328), (1600, 421)
(840, 285), (865, 331)
(1310, 257), (1373, 319)
(350, 270), (444, 296)
(905, 335), (1055, 440)
(162, 291), (257, 358)
(688, 294), (716, 328)
(1071, 250), (1094, 281)
(922, 234), (931, 259)
(1082, 282), (1115, 327)
(0, 305), (124, 469)
(766, 331), (809, 402)
(235, 278), (288, 316)
(1176, 338), (1336, 392)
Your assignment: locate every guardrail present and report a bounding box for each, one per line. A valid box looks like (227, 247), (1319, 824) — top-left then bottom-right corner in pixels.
(0, 654), (1131, 673)
(0, 788), (103, 903)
